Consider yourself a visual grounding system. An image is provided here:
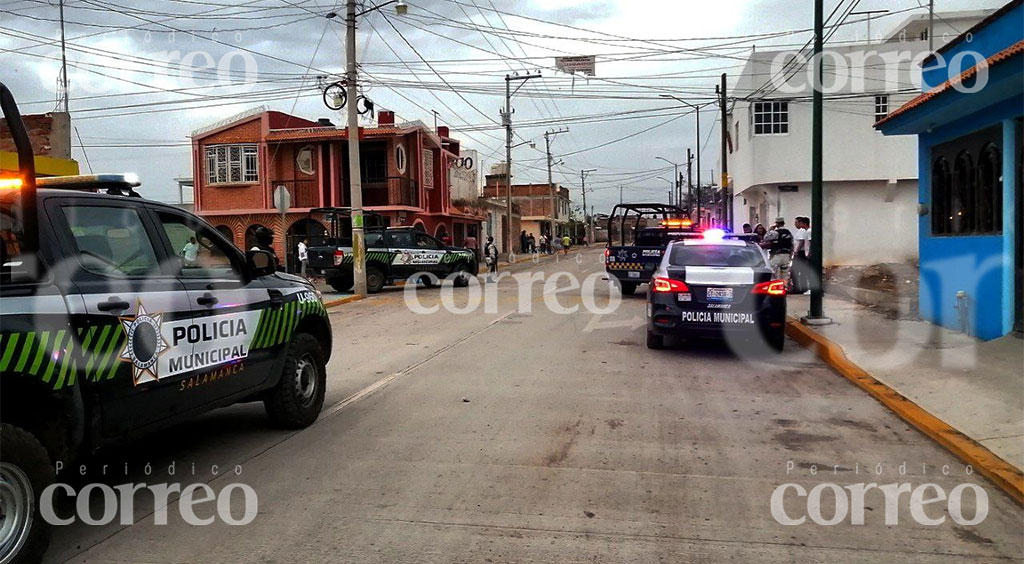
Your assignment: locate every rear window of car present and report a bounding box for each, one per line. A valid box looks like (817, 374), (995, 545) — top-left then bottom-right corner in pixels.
(668, 244), (765, 268)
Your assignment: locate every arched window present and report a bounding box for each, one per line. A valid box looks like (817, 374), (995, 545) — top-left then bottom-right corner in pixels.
(952, 151), (974, 234)
(215, 225), (234, 244)
(977, 143), (1002, 234)
(931, 157), (951, 235)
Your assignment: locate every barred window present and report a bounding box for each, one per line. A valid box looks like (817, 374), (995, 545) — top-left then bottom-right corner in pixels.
(874, 95), (889, 122)
(752, 101), (788, 135)
(205, 144), (259, 184)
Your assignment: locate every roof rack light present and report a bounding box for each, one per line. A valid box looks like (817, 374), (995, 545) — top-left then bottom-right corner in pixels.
(37, 173), (142, 196)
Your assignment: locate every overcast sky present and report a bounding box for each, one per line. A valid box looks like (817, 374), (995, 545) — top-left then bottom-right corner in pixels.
(0, 0), (1004, 213)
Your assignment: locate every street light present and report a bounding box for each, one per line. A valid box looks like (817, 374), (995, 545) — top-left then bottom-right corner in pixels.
(655, 156), (680, 209)
(343, 0), (408, 296)
(656, 176), (674, 205)
(660, 95), (714, 228)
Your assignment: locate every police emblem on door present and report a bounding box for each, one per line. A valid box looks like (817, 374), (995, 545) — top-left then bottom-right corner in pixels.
(119, 301), (170, 386)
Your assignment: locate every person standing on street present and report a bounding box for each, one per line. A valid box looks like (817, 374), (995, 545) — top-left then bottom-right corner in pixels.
(742, 223), (752, 234)
(297, 237), (309, 279)
(180, 236), (200, 267)
(527, 233), (536, 253)
(791, 217), (812, 293)
(753, 223), (767, 243)
(561, 234), (571, 255)
(519, 230), (528, 254)
(539, 233), (548, 254)
(483, 236), (499, 282)
(759, 217), (793, 281)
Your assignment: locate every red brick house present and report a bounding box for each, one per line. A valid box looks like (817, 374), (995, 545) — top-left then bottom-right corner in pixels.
(190, 108), (485, 269)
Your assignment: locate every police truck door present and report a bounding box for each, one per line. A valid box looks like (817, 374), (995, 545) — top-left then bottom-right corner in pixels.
(49, 198), (194, 436)
(152, 209), (275, 402)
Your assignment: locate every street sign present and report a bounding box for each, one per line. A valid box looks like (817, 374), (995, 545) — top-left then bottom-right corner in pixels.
(273, 185), (291, 215)
(555, 55), (596, 76)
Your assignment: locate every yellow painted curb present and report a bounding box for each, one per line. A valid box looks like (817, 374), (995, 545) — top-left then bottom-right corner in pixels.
(322, 295), (365, 309)
(786, 318), (1024, 505)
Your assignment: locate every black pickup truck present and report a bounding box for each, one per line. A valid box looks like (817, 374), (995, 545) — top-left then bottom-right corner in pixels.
(604, 203), (695, 295)
(0, 83), (332, 564)
(305, 208), (478, 293)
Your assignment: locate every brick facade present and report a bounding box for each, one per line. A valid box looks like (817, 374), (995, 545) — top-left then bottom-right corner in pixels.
(191, 110), (485, 272)
(1, 112), (71, 160)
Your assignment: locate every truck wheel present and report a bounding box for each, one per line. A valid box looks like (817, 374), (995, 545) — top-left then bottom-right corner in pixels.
(366, 267), (386, 294)
(452, 263), (472, 288)
(419, 274), (436, 288)
(646, 330), (664, 350)
(619, 281), (637, 295)
(0, 424), (53, 564)
(264, 334), (326, 429)
(327, 276), (352, 293)
(768, 330), (785, 353)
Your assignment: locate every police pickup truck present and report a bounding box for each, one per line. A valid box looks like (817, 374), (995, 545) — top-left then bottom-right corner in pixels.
(604, 203), (695, 295)
(306, 208), (478, 293)
(0, 83), (332, 564)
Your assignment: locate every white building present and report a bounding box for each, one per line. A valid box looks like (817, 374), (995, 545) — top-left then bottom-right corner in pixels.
(727, 11), (991, 265)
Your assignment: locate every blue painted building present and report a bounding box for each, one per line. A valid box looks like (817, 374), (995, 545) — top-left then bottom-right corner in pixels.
(876, 0), (1023, 340)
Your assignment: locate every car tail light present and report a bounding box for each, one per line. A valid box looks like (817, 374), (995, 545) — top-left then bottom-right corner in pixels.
(652, 277), (689, 293)
(333, 249), (345, 266)
(752, 280), (787, 296)
(604, 248), (610, 259)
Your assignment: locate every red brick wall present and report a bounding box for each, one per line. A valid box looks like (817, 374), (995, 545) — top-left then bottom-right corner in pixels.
(195, 119), (264, 212)
(0, 113), (69, 158)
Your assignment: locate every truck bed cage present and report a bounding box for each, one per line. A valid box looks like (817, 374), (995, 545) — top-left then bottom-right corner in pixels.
(607, 203), (689, 247)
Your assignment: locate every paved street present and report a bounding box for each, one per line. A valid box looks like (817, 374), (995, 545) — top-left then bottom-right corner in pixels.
(48, 248), (1023, 563)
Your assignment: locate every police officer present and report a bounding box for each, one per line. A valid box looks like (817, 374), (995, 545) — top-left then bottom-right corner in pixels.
(760, 217), (794, 281)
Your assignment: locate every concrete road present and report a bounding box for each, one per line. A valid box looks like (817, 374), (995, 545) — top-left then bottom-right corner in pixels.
(48, 248), (1022, 563)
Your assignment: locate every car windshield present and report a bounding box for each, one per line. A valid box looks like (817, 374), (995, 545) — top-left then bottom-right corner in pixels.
(669, 244), (765, 268)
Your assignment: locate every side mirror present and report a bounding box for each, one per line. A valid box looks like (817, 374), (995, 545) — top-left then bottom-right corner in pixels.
(246, 249), (276, 278)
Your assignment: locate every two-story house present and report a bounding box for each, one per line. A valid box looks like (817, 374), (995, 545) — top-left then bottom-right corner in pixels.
(190, 108), (485, 270)
(482, 170), (571, 243)
(727, 10), (989, 265)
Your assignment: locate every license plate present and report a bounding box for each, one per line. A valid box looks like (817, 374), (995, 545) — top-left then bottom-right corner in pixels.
(706, 287), (733, 302)
(627, 271), (640, 278)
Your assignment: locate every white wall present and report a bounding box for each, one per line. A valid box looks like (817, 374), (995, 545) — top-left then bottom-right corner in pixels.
(736, 179), (918, 265)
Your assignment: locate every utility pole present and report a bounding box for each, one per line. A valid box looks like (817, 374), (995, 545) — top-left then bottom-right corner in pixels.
(686, 148), (693, 216)
(545, 128), (568, 239)
(805, 0), (830, 324)
(58, 0), (69, 112)
(503, 72), (541, 253)
(660, 95), (712, 227)
(928, 0), (935, 53)
(341, 0), (407, 296)
(581, 168), (596, 244)
(718, 73), (730, 231)
(345, 0), (367, 296)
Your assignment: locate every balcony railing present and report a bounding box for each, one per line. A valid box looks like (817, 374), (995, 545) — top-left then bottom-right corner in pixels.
(273, 179), (319, 209)
(361, 176), (418, 207)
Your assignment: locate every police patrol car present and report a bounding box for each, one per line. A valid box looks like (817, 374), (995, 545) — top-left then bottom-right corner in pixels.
(0, 82), (332, 564)
(307, 208), (478, 293)
(645, 229), (787, 351)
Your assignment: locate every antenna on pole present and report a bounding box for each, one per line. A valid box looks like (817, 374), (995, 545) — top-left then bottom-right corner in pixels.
(58, 0), (69, 113)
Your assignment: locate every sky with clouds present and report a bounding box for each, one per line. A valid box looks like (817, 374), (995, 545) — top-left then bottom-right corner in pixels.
(0, 0), (1004, 213)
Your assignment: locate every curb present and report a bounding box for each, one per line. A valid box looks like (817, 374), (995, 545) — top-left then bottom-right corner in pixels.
(785, 318), (1024, 505)
(322, 294), (365, 309)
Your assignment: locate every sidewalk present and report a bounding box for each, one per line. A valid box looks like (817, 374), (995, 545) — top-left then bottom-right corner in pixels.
(787, 293), (1024, 471)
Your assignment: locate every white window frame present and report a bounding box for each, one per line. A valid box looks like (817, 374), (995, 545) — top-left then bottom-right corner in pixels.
(205, 144), (259, 185)
(874, 95), (889, 122)
(752, 100), (789, 136)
